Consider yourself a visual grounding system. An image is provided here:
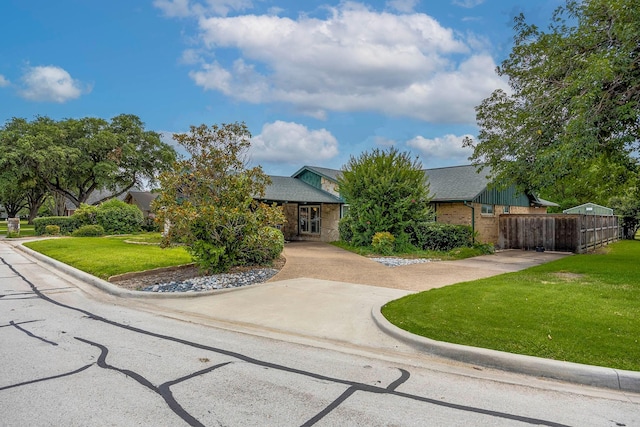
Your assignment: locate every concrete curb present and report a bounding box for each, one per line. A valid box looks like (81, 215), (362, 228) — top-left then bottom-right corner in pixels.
(15, 243), (257, 299)
(372, 306), (640, 393)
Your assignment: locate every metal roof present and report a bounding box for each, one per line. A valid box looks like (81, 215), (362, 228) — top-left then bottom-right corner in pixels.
(262, 176), (342, 204)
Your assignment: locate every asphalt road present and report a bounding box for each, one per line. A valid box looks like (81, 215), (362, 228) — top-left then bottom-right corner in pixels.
(1, 242), (639, 426)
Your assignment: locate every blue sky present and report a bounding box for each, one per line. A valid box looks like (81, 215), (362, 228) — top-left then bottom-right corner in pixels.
(0, 0), (563, 176)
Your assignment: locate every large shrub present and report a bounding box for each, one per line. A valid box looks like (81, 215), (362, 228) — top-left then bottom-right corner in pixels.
(408, 222), (473, 251)
(338, 147), (433, 247)
(33, 216), (78, 235)
(72, 203), (99, 227)
(155, 122), (285, 273)
(95, 199), (143, 234)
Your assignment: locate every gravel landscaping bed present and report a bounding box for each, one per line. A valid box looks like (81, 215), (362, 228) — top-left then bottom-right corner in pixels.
(110, 258), (285, 292)
(370, 257), (434, 267)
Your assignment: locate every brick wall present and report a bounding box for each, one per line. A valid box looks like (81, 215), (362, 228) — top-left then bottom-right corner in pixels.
(434, 202), (547, 244)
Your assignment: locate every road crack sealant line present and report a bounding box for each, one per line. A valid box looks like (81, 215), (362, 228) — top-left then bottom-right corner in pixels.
(0, 255), (570, 427)
(371, 306), (640, 394)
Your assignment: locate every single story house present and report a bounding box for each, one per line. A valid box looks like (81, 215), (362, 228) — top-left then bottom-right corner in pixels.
(259, 164), (557, 244)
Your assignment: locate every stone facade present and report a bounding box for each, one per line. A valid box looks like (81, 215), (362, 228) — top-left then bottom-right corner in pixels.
(320, 177), (340, 197)
(433, 202), (547, 244)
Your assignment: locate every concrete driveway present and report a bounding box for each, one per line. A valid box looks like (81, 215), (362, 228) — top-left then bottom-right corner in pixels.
(271, 241), (569, 291)
(142, 242), (569, 350)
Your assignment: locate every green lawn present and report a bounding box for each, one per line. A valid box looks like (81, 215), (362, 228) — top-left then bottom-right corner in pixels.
(24, 234), (192, 279)
(382, 240), (640, 371)
(0, 220), (36, 237)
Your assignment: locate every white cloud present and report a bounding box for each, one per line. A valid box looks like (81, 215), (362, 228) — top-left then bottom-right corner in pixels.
(0, 75), (9, 87)
(386, 0), (419, 13)
(19, 65), (89, 103)
(452, 0), (485, 8)
(406, 133), (474, 165)
(164, 2), (507, 124)
(250, 121), (339, 165)
(154, 0), (252, 17)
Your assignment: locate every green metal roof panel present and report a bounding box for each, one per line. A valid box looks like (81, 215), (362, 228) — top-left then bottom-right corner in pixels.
(295, 165), (341, 182)
(262, 176), (343, 204)
(297, 170), (321, 189)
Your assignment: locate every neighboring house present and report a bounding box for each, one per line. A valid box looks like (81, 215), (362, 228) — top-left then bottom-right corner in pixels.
(64, 188), (143, 216)
(563, 202), (614, 216)
(124, 191), (159, 218)
(260, 164), (557, 244)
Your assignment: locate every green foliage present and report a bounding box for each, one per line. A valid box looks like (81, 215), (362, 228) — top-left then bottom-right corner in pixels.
(465, 0), (640, 204)
(371, 231), (395, 255)
(141, 216), (160, 232)
(338, 216), (354, 243)
(72, 224), (105, 237)
(407, 222), (473, 251)
(155, 122), (285, 272)
(95, 199), (143, 234)
(0, 114), (177, 214)
(239, 226), (285, 265)
(609, 188), (640, 239)
(33, 216), (78, 235)
(338, 147), (433, 247)
(44, 225), (61, 235)
(73, 203), (98, 227)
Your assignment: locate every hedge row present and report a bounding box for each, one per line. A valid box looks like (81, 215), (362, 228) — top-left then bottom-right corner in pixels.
(33, 200), (145, 236)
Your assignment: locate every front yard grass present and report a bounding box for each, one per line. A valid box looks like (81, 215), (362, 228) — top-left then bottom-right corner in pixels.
(23, 234), (192, 280)
(382, 240), (640, 371)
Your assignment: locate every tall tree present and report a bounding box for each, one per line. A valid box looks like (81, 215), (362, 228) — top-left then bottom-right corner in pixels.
(0, 114), (177, 212)
(338, 147), (432, 247)
(0, 117), (51, 222)
(155, 122), (285, 273)
(464, 0), (640, 200)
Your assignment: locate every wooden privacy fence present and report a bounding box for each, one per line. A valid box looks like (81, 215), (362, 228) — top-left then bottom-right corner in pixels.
(498, 214), (619, 253)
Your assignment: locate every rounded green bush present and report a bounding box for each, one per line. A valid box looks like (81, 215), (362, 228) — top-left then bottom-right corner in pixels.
(372, 231), (395, 255)
(95, 199), (143, 234)
(44, 225), (61, 235)
(72, 224), (105, 237)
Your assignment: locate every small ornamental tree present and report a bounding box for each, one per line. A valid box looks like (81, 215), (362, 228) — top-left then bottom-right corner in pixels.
(338, 147), (433, 247)
(154, 122), (285, 273)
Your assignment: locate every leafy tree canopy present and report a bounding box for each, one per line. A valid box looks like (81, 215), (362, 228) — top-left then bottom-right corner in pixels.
(464, 0), (640, 203)
(0, 114), (177, 211)
(155, 122), (285, 273)
(338, 147), (432, 247)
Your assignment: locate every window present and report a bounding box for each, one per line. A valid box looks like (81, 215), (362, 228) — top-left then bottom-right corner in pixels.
(341, 205), (350, 218)
(503, 205), (510, 214)
(299, 205), (321, 234)
(481, 204), (494, 215)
